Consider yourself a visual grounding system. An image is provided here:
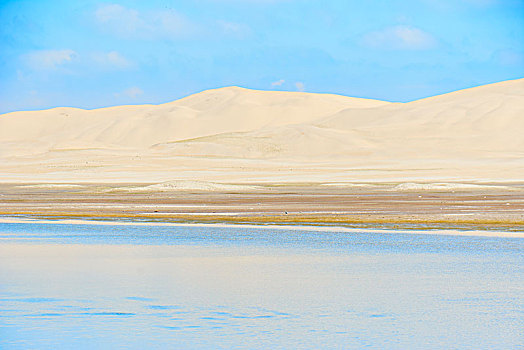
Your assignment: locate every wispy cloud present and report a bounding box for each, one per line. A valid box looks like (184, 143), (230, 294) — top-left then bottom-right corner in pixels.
(23, 49), (77, 70)
(114, 86), (144, 99)
(95, 4), (196, 39)
(216, 20), (251, 38)
(295, 82), (305, 92)
(362, 25), (436, 50)
(92, 51), (133, 69)
(95, 4), (143, 35)
(271, 79), (285, 87)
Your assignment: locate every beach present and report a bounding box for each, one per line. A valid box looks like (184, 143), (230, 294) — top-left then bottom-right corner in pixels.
(1, 182), (523, 233)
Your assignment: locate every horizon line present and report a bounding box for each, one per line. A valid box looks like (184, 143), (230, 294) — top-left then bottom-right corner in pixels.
(2, 77), (522, 115)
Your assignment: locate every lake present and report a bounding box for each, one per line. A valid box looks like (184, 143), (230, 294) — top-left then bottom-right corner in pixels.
(0, 221), (522, 349)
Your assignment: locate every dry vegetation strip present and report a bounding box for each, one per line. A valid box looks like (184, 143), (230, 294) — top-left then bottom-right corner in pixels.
(1, 183), (523, 232)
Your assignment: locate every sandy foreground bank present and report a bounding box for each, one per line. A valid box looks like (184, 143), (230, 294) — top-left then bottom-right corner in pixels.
(1, 182), (522, 234)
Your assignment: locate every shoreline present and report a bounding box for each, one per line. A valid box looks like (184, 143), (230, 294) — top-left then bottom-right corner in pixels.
(1, 182), (523, 236)
(1, 216), (523, 238)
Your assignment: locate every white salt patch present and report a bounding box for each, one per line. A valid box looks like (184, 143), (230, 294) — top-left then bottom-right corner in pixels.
(16, 184), (84, 189)
(112, 180), (260, 192)
(391, 183), (512, 192)
(320, 183), (377, 188)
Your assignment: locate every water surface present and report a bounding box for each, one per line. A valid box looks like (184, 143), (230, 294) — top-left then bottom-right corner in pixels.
(0, 222), (522, 349)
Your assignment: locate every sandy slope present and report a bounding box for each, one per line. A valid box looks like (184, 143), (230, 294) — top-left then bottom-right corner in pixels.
(0, 79), (523, 183)
(0, 87), (385, 154)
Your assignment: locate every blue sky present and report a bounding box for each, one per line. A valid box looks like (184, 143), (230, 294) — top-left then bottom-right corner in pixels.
(1, 0), (523, 113)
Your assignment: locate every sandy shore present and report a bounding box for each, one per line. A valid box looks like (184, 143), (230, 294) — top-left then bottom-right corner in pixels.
(1, 182), (523, 234)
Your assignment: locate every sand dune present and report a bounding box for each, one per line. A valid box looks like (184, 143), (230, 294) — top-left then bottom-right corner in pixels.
(0, 87), (386, 154)
(0, 79), (522, 183)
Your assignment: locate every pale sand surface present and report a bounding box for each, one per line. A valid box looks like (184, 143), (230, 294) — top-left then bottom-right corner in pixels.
(0, 79), (523, 183)
(0, 182), (522, 232)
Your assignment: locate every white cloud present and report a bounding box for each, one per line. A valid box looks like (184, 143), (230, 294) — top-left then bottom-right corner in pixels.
(115, 86), (144, 99)
(295, 82), (305, 92)
(362, 25), (436, 50)
(154, 10), (195, 37)
(95, 4), (195, 39)
(24, 49), (77, 70)
(95, 4), (145, 36)
(93, 51), (133, 69)
(271, 79), (285, 87)
(216, 20), (251, 38)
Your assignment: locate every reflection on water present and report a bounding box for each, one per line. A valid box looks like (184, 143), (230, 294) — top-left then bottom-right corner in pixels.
(0, 222), (523, 349)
